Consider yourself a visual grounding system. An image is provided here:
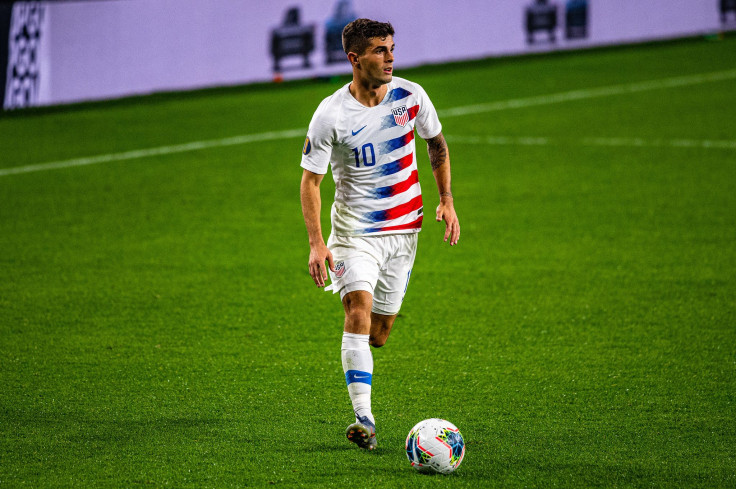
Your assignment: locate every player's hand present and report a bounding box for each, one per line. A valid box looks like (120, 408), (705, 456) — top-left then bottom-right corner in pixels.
(308, 242), (335, 287)
(436, 199), (460, 246)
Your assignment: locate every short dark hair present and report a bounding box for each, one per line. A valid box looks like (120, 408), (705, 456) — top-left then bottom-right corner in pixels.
(342, 18), (395, 55)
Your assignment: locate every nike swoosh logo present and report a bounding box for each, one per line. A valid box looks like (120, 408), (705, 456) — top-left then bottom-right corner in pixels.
(352, 125), (367, 136)
(354, 374), (369, 379)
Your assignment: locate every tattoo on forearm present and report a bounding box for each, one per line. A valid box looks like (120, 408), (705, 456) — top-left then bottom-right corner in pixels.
(427, 133), (448, 171)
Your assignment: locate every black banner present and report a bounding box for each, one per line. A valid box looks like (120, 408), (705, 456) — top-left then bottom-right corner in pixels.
(0, 3), (12, 103)
(3, 1), (45, 110)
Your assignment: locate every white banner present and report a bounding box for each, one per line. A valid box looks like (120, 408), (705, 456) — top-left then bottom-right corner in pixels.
(4, 0), (734, 108)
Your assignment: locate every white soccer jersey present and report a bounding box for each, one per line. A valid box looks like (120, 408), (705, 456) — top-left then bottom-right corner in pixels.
(301, 76), (442, 236)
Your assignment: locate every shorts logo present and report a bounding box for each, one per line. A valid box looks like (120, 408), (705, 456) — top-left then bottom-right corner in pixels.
(302, 136), (311, 155)
(335, 261), (346, 278)
(392, 105), (409, 127)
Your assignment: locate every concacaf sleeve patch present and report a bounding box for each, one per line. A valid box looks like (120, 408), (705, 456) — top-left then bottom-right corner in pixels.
(302, 136), (311, 155)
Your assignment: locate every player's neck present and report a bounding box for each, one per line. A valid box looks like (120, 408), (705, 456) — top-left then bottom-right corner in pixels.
(349, 80), (388, 108)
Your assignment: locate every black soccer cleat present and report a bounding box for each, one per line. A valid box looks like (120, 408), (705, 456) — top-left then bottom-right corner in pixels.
(346, 415), (377, 450)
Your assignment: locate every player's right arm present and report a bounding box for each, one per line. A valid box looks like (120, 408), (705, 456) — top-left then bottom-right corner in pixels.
(300, 96), (337, 287)
(300, 169), (335, 287)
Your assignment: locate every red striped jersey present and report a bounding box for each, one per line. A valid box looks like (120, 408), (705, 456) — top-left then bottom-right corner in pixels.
(301, 77), (442, 236)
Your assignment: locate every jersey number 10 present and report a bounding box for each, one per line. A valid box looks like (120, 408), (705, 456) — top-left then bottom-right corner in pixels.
(351, 143), (376, 168)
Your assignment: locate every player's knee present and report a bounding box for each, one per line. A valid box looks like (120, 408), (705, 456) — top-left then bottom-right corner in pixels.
(345, 308), (371, 329)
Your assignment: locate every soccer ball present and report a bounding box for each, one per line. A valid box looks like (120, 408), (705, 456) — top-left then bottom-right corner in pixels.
(405, 418), (465, 474)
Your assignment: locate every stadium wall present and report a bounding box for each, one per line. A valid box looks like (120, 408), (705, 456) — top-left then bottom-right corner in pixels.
(2, 0), (735, 109)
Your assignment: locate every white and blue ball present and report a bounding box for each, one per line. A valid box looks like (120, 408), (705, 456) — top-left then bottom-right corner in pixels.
(405, 418), (465, 474)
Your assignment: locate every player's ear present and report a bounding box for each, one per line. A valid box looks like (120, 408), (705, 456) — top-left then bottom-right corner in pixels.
(348, 52), (360, 68)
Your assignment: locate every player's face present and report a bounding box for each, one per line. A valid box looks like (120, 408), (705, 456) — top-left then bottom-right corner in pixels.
(356, 36), (394, 86)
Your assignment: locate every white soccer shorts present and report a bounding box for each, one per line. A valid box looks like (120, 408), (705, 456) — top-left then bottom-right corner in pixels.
(326, 233), (418, 316)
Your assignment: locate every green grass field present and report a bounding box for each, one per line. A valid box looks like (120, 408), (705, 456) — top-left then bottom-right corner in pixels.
(1, 36), (735, 487)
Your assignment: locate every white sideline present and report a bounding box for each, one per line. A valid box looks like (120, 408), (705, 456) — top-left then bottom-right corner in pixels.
(2, 68), (735, 178)
(0, 129), (306, 177)
(446, 135), (736, 150)
(437, 68), (736, 117)
(583, 136), (736, 150)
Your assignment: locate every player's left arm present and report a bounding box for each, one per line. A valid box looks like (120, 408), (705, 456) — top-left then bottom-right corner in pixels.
(426, 132), (460, 246)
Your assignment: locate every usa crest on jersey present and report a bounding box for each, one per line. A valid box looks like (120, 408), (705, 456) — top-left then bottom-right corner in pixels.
(392, 105), (409, 127)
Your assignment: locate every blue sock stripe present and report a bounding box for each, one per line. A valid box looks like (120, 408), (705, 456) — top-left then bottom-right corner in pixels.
(345, 370), (373, 385)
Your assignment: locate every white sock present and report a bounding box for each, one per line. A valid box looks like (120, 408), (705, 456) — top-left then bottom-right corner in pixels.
(341, 332), (374, 424)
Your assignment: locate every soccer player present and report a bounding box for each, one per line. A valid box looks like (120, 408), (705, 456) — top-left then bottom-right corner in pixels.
(300, 18), (459, 450)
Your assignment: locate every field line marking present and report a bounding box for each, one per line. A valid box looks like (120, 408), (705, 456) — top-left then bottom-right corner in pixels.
(446, 134), (736, 150)
(437, 68), (736, 117)
(0, 129), (306, 177)
(2, 68), (735, 178)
